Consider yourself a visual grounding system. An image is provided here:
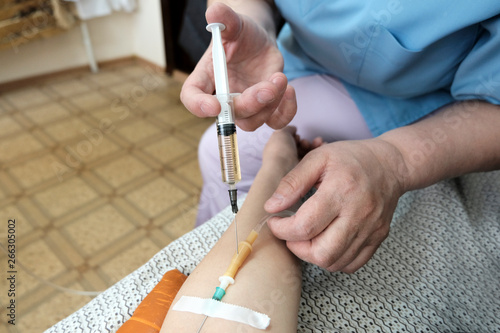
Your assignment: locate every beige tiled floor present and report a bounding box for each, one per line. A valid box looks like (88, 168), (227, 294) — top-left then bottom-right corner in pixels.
(0, 62), (212, 332)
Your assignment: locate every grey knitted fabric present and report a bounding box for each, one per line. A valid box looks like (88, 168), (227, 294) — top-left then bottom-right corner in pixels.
(46, 171), (500, 333)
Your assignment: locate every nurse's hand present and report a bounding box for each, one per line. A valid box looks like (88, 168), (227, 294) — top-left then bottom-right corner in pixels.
(180, 2), (297, 131)
(264, 138), (407, 273)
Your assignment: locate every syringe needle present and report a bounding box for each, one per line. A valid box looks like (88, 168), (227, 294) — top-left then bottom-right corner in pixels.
(230, 190), (239, 254)
(234, 213), (239, 255)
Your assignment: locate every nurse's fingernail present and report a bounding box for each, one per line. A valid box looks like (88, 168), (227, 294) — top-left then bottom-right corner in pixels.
(200, 102), (210, 116)
(271, 76), (284, 86)
(257, 89), (275, 104)
(265, 193), (284, 208)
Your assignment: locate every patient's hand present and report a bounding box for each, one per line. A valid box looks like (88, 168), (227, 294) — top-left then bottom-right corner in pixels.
(262, 126), (323, 172)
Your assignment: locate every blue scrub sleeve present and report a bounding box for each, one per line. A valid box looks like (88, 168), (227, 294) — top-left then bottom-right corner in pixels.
(451, 15), (500, 105)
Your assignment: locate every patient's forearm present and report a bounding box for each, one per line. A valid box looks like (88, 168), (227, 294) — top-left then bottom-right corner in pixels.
(161, 160), (302, 332)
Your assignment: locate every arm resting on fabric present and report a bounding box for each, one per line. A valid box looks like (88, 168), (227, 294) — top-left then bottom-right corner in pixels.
(160, 134), (302, 332)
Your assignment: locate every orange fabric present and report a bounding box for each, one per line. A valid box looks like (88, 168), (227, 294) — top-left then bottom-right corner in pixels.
(117, 269), (187, 333)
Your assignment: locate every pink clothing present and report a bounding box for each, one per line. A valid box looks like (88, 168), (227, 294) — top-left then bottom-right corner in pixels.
(196, 74), (373, 226)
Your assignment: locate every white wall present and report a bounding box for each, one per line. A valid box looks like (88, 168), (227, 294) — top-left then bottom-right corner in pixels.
(132, 0), (165, 68)
(0, 0), (165, 84)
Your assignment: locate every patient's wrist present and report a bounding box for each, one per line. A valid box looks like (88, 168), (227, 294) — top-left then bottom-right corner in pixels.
(261, 155), (298, 177)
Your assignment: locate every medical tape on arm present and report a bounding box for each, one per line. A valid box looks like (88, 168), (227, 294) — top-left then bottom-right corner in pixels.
(172, 295), (270, 330)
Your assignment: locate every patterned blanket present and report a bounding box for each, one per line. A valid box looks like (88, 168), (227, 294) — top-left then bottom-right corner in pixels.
(46, 171), (500, 333)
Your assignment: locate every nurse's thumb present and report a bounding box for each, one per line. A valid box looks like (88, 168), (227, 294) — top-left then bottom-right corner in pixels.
(265, 156), (322, 213)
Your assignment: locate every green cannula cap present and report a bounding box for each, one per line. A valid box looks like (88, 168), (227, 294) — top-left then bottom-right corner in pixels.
(212, 286), (226, 301)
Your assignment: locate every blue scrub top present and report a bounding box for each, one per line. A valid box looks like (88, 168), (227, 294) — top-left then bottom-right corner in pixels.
(275, 0), (500, 136)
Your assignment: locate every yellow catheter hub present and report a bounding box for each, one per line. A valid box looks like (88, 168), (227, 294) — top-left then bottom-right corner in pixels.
(212, 229), (259, 301)
(223, 230), (258, 279)
(210, 212), (294, 302)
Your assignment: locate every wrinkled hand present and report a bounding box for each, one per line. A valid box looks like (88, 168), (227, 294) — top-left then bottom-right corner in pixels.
(264, 138), (407, 273)
(180, 3), (296, 131)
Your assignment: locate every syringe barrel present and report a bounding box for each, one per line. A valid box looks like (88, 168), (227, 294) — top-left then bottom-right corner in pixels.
(216, 95), (241, 185)
(217, 124), (241, 185)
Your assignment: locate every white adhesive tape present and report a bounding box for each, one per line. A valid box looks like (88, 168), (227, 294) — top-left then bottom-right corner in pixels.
(172, 296), (270, 330)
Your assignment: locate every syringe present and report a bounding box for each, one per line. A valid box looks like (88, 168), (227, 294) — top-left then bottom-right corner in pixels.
(207, 23), (241, 215)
